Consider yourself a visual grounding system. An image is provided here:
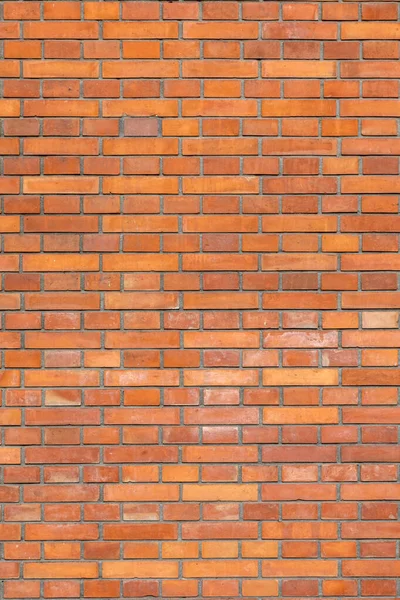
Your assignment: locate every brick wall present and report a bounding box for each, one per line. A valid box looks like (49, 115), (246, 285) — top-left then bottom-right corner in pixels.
(1, 0), (400, 598)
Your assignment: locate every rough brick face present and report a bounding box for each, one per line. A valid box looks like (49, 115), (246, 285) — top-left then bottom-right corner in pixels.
(1, 0), (400, 597)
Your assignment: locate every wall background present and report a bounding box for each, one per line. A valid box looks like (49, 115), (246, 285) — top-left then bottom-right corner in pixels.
(1, 0), (400, 598)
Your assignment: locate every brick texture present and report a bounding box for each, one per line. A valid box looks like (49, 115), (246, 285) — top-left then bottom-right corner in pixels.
(1, 0), (400, 598)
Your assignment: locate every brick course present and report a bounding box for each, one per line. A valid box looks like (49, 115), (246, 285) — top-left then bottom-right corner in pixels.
(1, 0), (400, 597)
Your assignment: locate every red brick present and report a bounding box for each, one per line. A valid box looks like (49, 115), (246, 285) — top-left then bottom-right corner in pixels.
(1, 4), (398, 595)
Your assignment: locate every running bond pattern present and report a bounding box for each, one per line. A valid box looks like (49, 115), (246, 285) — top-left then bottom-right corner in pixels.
(1, 1), (400, 598)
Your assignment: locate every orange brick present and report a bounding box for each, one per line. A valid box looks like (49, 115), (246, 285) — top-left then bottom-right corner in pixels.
(2, 5), (399, 595)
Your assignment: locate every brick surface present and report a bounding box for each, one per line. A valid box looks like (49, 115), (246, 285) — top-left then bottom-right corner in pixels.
(1, 0), (400, 597)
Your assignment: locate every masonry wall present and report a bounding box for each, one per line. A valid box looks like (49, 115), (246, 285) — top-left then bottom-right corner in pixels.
(1, 0), (400, 598)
